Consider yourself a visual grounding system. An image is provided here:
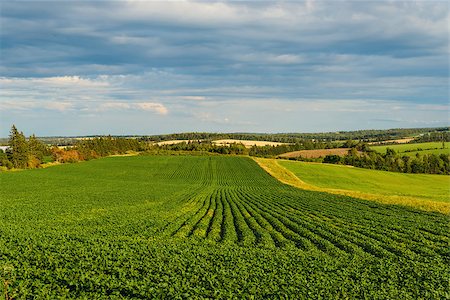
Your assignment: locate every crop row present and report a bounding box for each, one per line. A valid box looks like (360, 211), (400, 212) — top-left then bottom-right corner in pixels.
(163, 186), (448, 261)
(1, 155), (449, 298)
(152, 157), (449, 261)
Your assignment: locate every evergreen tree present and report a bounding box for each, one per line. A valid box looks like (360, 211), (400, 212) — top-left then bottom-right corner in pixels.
(7, 125), (29, 168)
(28, 134), (46, 162)
(402, 156), (412, 173)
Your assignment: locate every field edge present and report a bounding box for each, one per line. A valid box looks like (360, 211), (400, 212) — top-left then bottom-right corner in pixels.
(252, 157), (450, 215)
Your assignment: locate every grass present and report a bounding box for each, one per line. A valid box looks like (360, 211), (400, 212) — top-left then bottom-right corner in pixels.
(279, 160), (450, 203)
(400, 148), (450, 157)
(370, 142), (450, 156)
(255, 158), (450, 214)
(1, 155), (449, 298)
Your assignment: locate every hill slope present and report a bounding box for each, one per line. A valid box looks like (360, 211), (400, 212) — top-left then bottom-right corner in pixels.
(371, 142), (450, 157)
(1, 155), (449, 298)
(279, 160), (450, 203)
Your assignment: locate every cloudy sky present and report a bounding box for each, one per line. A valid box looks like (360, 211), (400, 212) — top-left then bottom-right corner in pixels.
(0, 1), (448, 136)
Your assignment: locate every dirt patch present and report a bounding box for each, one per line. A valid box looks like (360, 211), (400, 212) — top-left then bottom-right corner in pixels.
(279, 148), (357, 159)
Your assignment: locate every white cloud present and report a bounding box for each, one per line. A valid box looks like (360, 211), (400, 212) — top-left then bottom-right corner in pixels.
(194, 111), (230, 124)
(0, 76), (109, 89)
(133, 102), (168, 115)
(95, 101), (169, 115)
(180, 96), (206, 101)
(37, 76), (109, 87)
(43, 102), (74, 112)
(270, 54), (305, 64)
(99, 102), (131, 110)
(0, 101), (38, 111)
(0, 100), (74, 112)
(235, 53), (305, 64)
(115, 1), (243, 26)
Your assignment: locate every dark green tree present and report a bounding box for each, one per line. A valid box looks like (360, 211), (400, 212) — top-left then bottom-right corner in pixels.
(28, 134), (47, 162)
(7, 125), (29, 168)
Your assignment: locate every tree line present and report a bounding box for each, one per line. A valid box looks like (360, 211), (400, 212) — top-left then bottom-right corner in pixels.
(143, 127), (448, 143)
(0, 125), (50, 169)
(151, 141), (248, 155)
(149, 139), (365, 156)
(247, 140), (371, 157)
(3, 127), (446, 148)
(2, 125), (449, 175)
(155, 139), (449, 175)
(0, 125), (149, 169)
(287, 148), (450, 175)
(413, 131), (450, 143)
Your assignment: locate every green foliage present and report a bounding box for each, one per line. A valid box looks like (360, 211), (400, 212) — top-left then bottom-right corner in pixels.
(249, 142), (326, 157)
(6, 125), (29, 168)
(323, 154), (341, 164)
(75, 136), (146, 158)
(0, 127), (447, 146)
(280, 160), (450, 203)
(1, 156), (449, 298)
(0, 158), (13, 169)
(295, 144), (450, 175)
(27, 134), (49, 168)
(152, 140), (248, 155)
(414, 131), (450, 143)
(143, 127), (448, 143)
(0, 125), (51, 169)
(371, 142), (450, 155)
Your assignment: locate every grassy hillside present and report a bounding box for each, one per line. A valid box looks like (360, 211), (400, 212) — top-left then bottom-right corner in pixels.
(371, 142), (450, 156)
(279, 160), (450, 203)
(1, 156), (449, 298)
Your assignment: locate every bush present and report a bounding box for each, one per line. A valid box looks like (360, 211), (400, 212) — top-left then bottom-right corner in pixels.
(1, 158), (13, 169)
(323, 155), (341, 164)
(51, 148), (82, 163)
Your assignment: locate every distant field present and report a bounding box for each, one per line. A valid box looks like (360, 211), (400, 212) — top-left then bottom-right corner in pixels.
(153, 139), (287, 147)
(1, 155), (449, 298)
(279, 160), (450, 203)
(279, 148), (358, 158)
(154, 139), (199, 145)
(403, 148), (450, 157)
(213, 139), (287, 148)
(368, 138), (414, 145)
(371, 142), (450, 156)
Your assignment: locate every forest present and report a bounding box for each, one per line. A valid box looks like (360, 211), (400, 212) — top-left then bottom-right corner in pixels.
(320, 149), (449, 175)
(142, 127), (448, 143)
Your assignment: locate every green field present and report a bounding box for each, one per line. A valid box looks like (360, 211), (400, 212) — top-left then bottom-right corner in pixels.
(371, 142), (450, 156)
(1, 155), (449, 298)
(279, 160), (450, 203)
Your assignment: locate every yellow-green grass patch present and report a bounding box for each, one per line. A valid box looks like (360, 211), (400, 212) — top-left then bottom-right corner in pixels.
(370, 142), (450, 155)
(254, 157), (450, 214)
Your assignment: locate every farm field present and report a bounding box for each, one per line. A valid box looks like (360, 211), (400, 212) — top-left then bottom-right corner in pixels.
(153, 139), (287, 148)
(1, 155), (449, 298)
(154, 139), (199, 145)
(398, 148), (450, 157)
(279, 160), (450, 203)
(212, 139), (287, 148)
(370, 142), (450, 156)
(368, 138), (414, 145)
(279, 148), (356, 158)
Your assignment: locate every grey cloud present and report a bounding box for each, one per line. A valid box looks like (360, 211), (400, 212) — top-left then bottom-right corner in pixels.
(0, 1), (448, 136)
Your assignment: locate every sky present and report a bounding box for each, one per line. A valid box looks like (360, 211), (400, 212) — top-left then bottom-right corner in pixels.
(0, 0), (449, 137)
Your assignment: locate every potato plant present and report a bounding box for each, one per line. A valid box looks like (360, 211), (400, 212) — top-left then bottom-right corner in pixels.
(1, 156), (449, 298)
